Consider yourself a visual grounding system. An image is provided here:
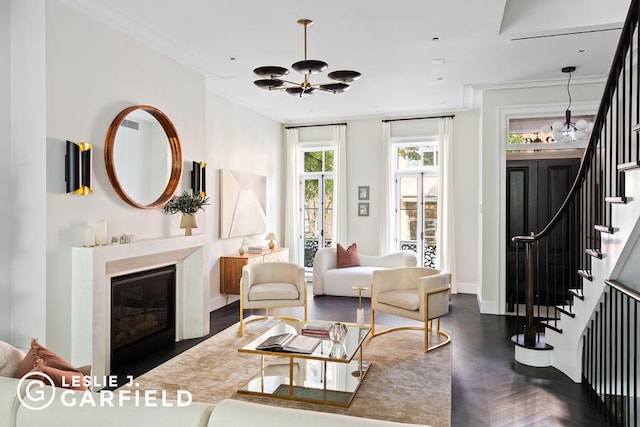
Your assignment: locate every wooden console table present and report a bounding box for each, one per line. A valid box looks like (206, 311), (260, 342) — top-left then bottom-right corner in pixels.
(220, 247), (289, 294)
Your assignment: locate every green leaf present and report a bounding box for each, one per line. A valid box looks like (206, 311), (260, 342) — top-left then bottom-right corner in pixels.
(162, 191), (210, 215)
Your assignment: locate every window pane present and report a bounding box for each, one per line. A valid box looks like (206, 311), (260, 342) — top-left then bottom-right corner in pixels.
(397, 147), (421, 170)
(304, 151), (324, 172)
(325, 151), (334, 172)
(399, 177), (418, 243)
(423, 151), (436, 166)
(324, 178), (333, 247)
(303, 178), (320, 267)
(424, 201), (437, 245)
(508, 114), (595, 145)
(423, 176), (438, 197)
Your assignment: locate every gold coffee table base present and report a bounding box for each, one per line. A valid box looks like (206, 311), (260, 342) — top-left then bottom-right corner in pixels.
(238, 320), (371, 407)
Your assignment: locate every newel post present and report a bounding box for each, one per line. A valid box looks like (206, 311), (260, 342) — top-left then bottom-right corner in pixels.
(512, 234), (536, 347)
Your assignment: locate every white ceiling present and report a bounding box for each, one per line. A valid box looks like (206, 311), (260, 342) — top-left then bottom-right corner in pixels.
(62, 0), (630, 124)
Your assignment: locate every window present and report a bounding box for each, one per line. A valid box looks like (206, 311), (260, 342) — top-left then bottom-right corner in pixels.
(508, 115), (595, 147)
(394, 140), (439, 268)
(300, 147), (334, 268)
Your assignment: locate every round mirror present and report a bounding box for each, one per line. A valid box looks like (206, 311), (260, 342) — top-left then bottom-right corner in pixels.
(105, 105), (182, 209)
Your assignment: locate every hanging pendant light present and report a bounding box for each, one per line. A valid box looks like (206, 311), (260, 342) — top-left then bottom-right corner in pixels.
(540, 66), (593, 143)
(253, 19), (361, 97)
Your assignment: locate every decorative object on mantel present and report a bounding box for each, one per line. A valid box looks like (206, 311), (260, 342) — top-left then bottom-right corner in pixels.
(539, 66), (594, 144)
(162, 191), (209, 236)
(83, 225), (95, 247)
(95, 220), (108, 246)
(265, 232), (278, 250)
(65, 140), (92, 195)
(253, 18), (361, 97)
(191, 161), (207, 197)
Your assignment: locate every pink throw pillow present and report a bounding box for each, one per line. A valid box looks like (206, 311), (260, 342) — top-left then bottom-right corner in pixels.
(337, 243), (360, 268)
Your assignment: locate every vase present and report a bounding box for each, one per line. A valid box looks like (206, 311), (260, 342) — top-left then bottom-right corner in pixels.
(179, 213), (197, 236)
(329, 322), (348, 358)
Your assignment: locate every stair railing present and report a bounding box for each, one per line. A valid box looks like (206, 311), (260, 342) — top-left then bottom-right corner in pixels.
(511, 0), (640, 348)
(582, 280), (639, 427)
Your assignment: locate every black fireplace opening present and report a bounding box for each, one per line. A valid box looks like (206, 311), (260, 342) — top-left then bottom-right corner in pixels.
(110, 265), (176, 372)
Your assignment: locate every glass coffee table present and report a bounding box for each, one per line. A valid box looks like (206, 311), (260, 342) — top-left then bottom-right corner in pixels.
(237, 320), (371, 407)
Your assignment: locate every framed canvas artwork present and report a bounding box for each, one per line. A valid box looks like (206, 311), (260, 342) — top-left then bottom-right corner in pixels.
(220, 169), (267, 238)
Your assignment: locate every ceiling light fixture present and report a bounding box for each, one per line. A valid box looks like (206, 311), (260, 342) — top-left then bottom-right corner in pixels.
(540, 66), (592, 143)
(253, 19), (361, 97)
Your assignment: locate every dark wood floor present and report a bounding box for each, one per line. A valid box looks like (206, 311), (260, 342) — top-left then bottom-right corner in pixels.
(112, 292), (608, 426)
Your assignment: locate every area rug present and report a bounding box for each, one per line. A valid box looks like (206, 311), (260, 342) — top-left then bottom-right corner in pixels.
(121, 319), (451, 426)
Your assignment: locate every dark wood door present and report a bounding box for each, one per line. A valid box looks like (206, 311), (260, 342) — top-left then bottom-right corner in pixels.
(506, 158), (580, 309)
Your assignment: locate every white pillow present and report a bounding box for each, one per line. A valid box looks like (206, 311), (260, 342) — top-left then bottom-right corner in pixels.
(0, 340), (25, 377)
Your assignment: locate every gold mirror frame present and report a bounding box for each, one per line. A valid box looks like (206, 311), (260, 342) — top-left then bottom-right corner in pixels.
(104, 105), (182, 209)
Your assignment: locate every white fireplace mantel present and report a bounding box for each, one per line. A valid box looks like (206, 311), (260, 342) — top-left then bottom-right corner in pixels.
(71, 235), (210, 383)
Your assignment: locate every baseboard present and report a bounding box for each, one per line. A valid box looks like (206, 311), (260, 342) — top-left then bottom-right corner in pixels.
(455, 282), (477, 294)
(210, 294), (238, 312)
(478, 297), (498, 314)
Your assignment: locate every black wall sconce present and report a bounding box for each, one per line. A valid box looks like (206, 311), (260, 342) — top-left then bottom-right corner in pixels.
(65, 140), (93, 195)
(191, 161), (207, 196)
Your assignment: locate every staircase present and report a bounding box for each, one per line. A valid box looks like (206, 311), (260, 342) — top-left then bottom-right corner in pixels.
(511, 1), (640, 425)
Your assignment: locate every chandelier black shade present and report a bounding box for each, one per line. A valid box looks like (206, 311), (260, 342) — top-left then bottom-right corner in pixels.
(253, 18), (361, 97)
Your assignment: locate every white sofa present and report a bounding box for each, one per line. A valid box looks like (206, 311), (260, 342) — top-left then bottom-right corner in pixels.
(0, 376), (429, 427)
(312, 247), (418, 297)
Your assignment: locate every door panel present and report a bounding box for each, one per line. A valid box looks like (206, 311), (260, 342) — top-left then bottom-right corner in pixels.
(506, 158), (580, 308)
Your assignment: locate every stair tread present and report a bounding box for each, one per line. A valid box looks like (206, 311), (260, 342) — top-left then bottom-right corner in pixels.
(557, 305), (576, 317)
(594, 224), (616, 234)
(618, 160), (640, 172)
(585, 248), (602, 259)
(605, 196), (629, 204)
(578, 270), (593, 281)
(569, 288), (584, 300)
(541, 320), (562, 333)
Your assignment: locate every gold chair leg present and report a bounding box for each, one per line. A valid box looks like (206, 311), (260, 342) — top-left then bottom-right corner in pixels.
(239, 302), (244, 337)
(371, 309), (376, 336)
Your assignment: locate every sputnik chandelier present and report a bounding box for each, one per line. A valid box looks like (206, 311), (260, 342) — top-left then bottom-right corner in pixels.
(253, 18), (361, 97)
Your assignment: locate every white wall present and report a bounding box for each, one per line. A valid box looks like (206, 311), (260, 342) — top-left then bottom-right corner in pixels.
(479, 82), (605, 313)
(296, 113), (480, 293)
(0, 0), (10, 339)
(44, 0), (206, 357)
(452, 111), (481, 293)
(205, 89), (283, 310)
(8, 0), (47, 348)
(0, 0), (285, 353)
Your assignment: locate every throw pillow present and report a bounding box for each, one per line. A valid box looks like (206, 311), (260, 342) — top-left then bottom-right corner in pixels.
(0, 340), (25, 377)
(31, 357), (87, 391)
(337, 243), (360, 268)
(14, 338), (88, 390)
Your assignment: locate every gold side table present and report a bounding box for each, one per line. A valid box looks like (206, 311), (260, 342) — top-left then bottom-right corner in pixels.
(352, 286), (368, 326)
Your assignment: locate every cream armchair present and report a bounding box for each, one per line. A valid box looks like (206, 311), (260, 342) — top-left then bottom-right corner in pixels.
(371, 267), (451, 352)
(239, 262), (307, 335)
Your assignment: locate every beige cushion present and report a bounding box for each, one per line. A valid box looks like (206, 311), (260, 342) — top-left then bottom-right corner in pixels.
(0, 341), (24, 377)
(378, 290), (420, 311)
(248, 283), (300, 301)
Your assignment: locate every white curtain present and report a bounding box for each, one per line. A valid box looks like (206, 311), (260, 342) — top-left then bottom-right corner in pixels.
(436, 117), (457, 292)
(333, 124), (348, 245)
(379, 122), (394, 254)
(284, 128), (300, 263)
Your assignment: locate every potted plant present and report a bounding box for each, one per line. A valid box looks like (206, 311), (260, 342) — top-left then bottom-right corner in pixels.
(162, 191), (209, 236)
